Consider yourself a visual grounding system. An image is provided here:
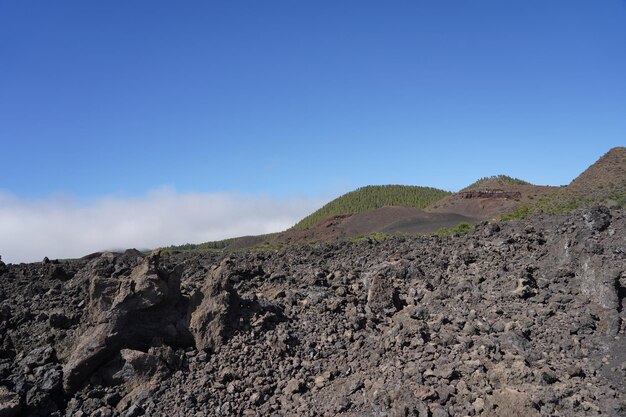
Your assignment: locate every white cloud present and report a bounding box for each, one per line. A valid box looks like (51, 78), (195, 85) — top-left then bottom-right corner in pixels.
(0, 188), (324, 263)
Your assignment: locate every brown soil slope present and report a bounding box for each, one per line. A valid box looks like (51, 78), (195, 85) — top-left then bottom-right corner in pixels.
(550, 147), (626, 208)
(427, 184), (558, 220)
(427, 148), (626, 219)
(569, 147), (626, 195)
(274, 206), (476, 243)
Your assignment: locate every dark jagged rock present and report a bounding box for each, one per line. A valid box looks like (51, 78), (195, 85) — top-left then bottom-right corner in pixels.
(21, 346), (56, 370)
(188, 258), (243, 352)
(0, 386), (21, 417)
(364, 260), (407, 316)
(48, 310), (75, 329)
(583, 205), (611, 232)
(112, 349), (170, 411)
(0, 209), (625, 416)
(46, 264), (73, 281)
(62, 251), (192, 394)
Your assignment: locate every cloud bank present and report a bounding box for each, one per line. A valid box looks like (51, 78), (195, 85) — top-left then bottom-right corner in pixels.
(0, 188), (324, 263)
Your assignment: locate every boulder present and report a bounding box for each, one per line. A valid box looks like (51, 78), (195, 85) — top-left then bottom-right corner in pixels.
(188, 259), (241, 352)
(364, 261), (406, 315)
(367, 273), (397, 315)
(582, 206), (611, 232)
(114, 349), (170, 411)
(63, 252), (191, 394)
(46, 264), (72, 281)
(116, 349), (166, 384)
(579, 257), (620, 311)
(579, 256), (622, 335)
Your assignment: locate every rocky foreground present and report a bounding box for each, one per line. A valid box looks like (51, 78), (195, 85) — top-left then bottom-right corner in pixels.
(1, 207), (625, 417)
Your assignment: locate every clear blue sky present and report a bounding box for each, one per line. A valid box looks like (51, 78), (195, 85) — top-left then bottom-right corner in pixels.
(1, 0), (625, 200)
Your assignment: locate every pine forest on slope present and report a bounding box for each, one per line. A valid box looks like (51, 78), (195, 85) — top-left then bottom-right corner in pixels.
(291, 185), (451, 230)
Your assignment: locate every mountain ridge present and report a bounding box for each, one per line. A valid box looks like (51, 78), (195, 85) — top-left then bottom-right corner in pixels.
(167, 147), (625, 252)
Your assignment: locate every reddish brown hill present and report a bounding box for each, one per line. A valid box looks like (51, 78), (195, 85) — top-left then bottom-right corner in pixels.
(427, 184), (558, 220)
(532, 147), (626, 211)
(567, 147), (626, 199)
(273, 206), (476, 244)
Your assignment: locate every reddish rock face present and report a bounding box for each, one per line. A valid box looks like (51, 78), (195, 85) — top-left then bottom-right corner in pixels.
(459, 189), (522, 200)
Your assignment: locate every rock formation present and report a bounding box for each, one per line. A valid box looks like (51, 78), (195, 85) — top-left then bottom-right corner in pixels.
(0, 207), (624, 416)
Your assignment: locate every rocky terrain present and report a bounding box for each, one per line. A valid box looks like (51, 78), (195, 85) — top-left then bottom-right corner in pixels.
(1, 206), (625, 416)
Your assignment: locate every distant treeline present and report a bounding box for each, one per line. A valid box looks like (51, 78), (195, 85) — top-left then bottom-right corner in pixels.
(166, 232), (280, 252)
(167, 240), (231, 251)
(462, 175), (531, 191)
(292, 185), (451, 230)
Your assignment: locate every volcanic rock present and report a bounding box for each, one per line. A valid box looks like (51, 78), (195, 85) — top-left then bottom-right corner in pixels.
(62, 251), (191, 394)
(187, 258), (242, 352)
(0, 208), (625, 416)
(0, 387), (21, 417)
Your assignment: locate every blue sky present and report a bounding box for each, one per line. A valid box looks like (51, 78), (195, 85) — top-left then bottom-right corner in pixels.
(1, 1), (625, 261)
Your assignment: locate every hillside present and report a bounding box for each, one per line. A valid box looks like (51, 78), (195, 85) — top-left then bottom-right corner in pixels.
(533, 147), (626, 212)
(428, 171), (558, 221)
(427, 184), (559, 220)
(292, 185), (451, 230)
(166, 187), (453, 252)
(275, 206), (476, 244)
(166, 233), (280, 253)
(164, 147), (625, 252)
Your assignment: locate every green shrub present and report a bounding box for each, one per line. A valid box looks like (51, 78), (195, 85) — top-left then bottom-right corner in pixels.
(436, 222), (473, 237)
(501, 206), (533, 221)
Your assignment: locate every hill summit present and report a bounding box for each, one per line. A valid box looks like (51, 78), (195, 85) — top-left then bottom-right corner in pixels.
(462, 175), (532, 191)
(534, 147), (626, 211)
(568, 147), (626, 202)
